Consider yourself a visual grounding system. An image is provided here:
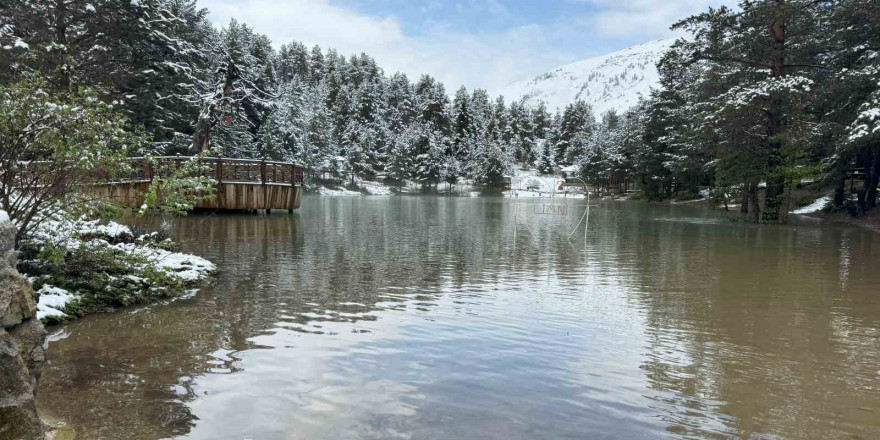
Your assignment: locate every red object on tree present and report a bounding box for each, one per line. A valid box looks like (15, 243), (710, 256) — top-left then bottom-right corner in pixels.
(225, 115), (232, 126)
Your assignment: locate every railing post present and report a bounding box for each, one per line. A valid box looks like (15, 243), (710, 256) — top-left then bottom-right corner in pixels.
(261, 160), (267, 185)
(145, 159), (153, 183)
(217, 160), (223, 184)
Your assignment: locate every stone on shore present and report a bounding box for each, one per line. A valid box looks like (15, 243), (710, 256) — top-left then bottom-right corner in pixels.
(0, 218), (48, 439)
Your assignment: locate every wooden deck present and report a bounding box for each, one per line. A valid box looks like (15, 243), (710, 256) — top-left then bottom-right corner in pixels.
(88, 157), (305, 211)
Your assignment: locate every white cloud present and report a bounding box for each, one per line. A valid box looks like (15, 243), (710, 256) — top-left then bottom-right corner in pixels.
(197, 0), (734, 94)
(198, 0), (574, 93)
(569, 0), (736, 40)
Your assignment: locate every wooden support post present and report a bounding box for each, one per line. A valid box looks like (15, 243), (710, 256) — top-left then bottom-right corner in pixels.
(146, 160), (154, 182)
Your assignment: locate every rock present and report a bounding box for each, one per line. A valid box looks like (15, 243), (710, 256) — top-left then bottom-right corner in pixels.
(8, 319), (47, 383)
(0, 218), (47, 439)
(0, 266), (37, 329)
(0, 330), (44, 440)
(0, 222), (14, 257)
(0, 403), (44, 440)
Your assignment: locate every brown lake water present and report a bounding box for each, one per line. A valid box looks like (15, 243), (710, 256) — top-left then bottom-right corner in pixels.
(36, 197), (880, 439)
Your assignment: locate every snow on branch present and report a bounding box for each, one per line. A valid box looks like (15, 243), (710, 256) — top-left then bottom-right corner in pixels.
(847, 84), (880, 143)
(710, 75), (815, 111)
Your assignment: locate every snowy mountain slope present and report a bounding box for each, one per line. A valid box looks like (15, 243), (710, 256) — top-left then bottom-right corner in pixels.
(498, 39), (676, 115)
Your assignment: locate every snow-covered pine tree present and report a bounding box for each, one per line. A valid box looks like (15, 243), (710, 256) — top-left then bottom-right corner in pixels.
(0, 0), (214, 150)
(301, 83), (334, 184)
(308, 45), (325, 86)
(812, 0), (880, 210)
(507, 100), (535, 165)
(355, 75), (390, 176)
(412, 75), (452, 188)
(258, 78), (306, 161)
(452, 86), (474, 161)
(386, 124), (419, 186)
(488, 96), (509, 145)
(414, 75), (451, 136)
(532, 102), (551, 143)
(471, 132), (513, 190)
(413, 126), (448, 188)
(536, 139), (555, 175)
(386, 72), (416, 133)
(471, 89), (493, 143)
(339, 120), (372, 185)
(191, 19), (276, 157)
(555, 100), (594, 164)
(666, 0), (829, 222)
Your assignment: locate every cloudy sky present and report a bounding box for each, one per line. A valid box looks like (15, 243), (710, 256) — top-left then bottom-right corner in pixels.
(198, 0), (733, 94)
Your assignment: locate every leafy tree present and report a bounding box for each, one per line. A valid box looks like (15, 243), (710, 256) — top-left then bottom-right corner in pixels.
(0, 77), (144, 244)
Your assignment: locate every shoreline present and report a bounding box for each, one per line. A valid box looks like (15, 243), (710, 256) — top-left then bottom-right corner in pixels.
(802, 209), (880, 234)
(21, 215), (216, 325)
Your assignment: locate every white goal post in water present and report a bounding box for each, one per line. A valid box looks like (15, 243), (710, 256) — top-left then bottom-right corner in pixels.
(511, 177), (597, 248)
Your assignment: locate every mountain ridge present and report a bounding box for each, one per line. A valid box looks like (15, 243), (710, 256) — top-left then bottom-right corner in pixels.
(497, 39), (676, 115)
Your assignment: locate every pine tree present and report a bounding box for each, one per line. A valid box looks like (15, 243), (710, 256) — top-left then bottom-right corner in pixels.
(472, 133), (513, 189)
(258, 79), (305, 161)
(452, 86), (474, 160)
(386, 73), (416, 133)
(508, 100), (535, 165)
(536, 140), (555, 175)
(0, 0), (214, 148)
(532, 102), (551, 141)
(301, 84), (334, 183)
(386, 124), (418, 186)
(191, 20), (276, 157)
(308, 45), (325, 86)
(666, 0), (829, 222)
(555, 100), (595, 164)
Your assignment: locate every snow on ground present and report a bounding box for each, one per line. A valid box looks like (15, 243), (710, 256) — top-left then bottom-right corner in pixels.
(317, 186), (362, 196)
(28, 216), (134, 249)
(314, 169), (583, 198)
(504, 190), (586, 199)
(113, 242), (215, 282)
(359, 180), (392, 196)
(95, 221), (132, 238)
(36, 285), (73, 320)
(0, 210), (8, 223)
(24, 212), (216, 322)
(792, 195), (830, 214)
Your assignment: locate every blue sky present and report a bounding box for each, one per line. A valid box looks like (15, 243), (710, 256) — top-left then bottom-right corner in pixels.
(198, 0), (733, 93)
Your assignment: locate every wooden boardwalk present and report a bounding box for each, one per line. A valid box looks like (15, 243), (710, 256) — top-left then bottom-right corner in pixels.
(89, 157), (305, 211)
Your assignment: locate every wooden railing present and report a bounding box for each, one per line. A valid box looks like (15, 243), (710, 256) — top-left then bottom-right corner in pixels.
(77, 157), (304, 187)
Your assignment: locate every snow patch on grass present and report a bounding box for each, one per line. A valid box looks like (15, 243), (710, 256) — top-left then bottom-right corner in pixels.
(0, 210), (8, 223)
(113, 242), (215, 282)
(95, 221), (132, 238)
(36, 285), (73, 320)
(792, 195), (830, 214)
(360, 180), (392, 196)
(21, 212), (216, 323)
